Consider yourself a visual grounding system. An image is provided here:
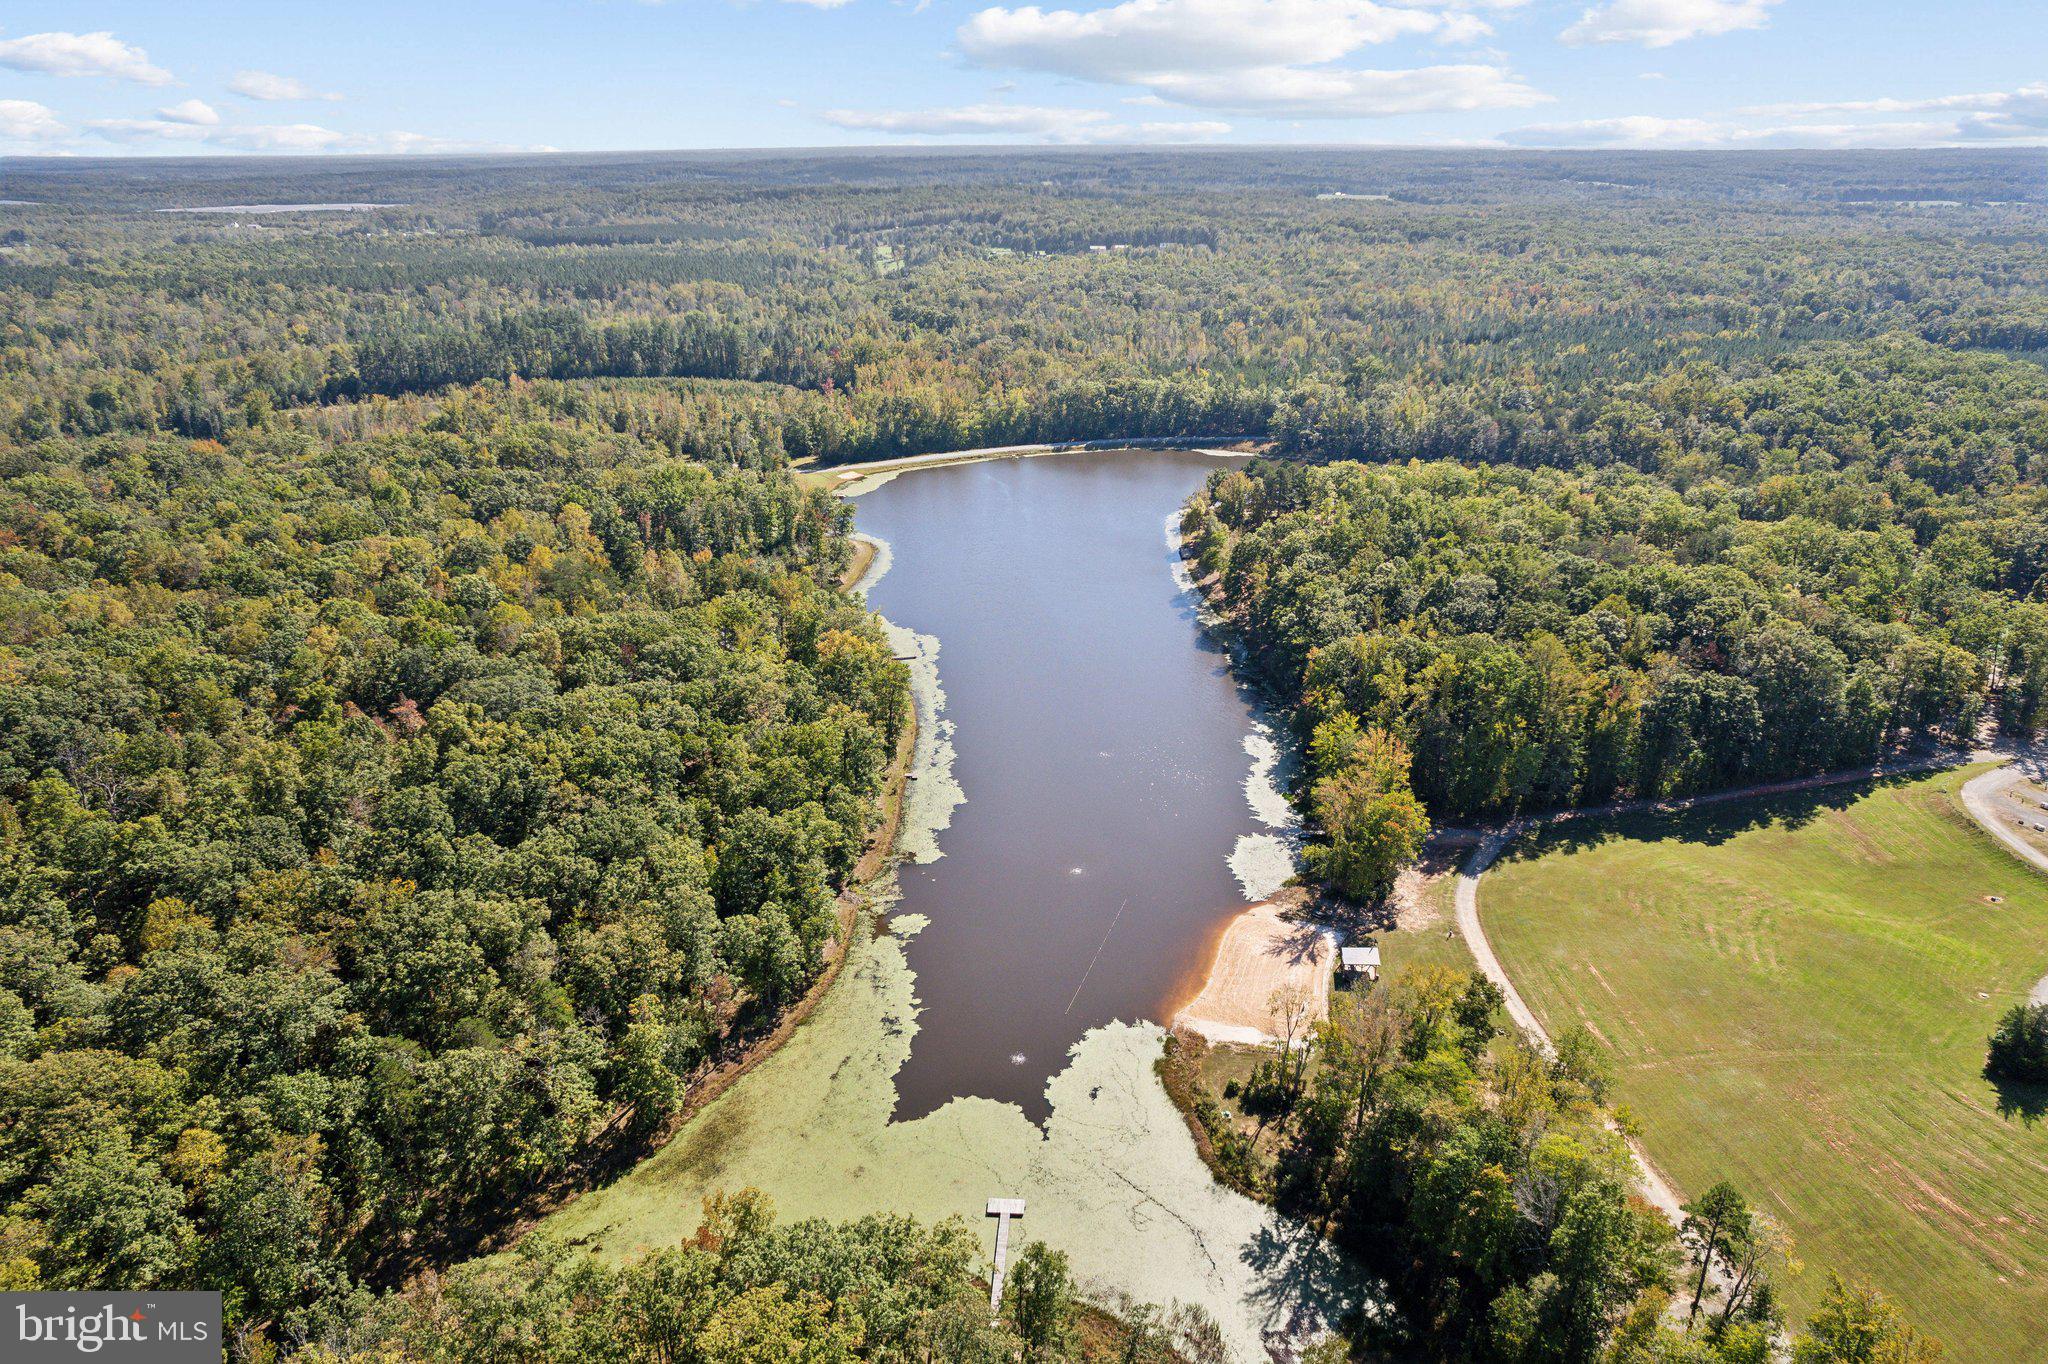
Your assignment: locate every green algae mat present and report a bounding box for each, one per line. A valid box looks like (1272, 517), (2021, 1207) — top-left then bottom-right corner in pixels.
(534, 916), (1357, 1361)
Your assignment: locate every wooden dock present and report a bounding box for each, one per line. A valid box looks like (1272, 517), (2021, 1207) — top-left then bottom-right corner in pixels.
(986, 1197), (1026, 1311)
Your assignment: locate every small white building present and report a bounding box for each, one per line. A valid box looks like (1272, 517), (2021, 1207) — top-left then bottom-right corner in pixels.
(1339, 945), (1381, 981)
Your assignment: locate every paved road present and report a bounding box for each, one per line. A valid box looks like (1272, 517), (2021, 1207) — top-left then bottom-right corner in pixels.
(1451, 745), (2038, 1224)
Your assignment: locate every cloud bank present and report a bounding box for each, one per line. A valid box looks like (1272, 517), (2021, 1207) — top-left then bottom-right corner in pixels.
(1561, 0), (1777, 48)
(955, 0), (1546, 118)
(0, 30), (172, 85)
(227, 70), (343, 103)
(821, 100), (1230, 141)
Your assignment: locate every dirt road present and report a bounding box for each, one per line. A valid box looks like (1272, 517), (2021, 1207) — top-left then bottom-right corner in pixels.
(1958, 755), (2048, 1004)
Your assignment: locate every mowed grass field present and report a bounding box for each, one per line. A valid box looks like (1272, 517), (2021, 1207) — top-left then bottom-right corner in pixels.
(1484, 765), (2048, 1362)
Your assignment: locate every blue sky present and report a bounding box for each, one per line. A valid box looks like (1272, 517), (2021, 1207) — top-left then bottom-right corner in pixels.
(0, 0), (2042, 155)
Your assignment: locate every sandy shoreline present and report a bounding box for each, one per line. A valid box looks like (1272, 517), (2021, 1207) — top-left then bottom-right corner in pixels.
(1162, 505), (1324, 1046)
(840, 533), (880, 590)
(1174, 889), (1333, 1045)
(810, 435), (1266, 497)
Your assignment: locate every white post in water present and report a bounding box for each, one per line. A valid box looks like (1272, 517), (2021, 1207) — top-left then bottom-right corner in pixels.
(986, 1197), (1027, 1312)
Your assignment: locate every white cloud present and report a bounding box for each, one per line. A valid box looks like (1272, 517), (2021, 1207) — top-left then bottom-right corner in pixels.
(1503, 77), (2048, 150)
(0, 30), (172, 85)
(86, 117), (547, 155)
(1145, 62), (1542, 116)
(1500, 115), (1724, 146)
(959, 0), (1439, 80)
(0, 99), (67, 142)
(214, 123), (356, 152)
(1744, 83), (2048, 129)
(1560, 0), (1776, 47)
(368, 130), (561, 154)
(86, 118), (218, 146)
(1500, 111), (2048, 149)
(91, 117), (317, 149)
(227, 70), (343, 102)
(1433, 12), (1494, 44)
(158, 99), (221, 126)
(955, 0), (1546, 118)
(1749, 95), (1981, 116)
(819, 101), (1231, 142)
(1583, 82), (2048, 146)
(822, 102), (1116, 137)
(1133, 119), (1232, 139)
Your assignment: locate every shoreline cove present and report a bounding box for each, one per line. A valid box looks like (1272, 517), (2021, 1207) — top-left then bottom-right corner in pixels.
(819, 435), (1265, 497)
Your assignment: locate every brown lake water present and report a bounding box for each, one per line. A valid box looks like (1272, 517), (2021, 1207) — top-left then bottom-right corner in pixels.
(850, 449), (1294, 1122)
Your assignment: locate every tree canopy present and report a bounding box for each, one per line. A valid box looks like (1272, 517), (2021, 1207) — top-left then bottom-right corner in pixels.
(0, 380), (908, 1331)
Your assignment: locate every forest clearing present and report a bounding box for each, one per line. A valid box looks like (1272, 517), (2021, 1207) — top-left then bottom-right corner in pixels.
(1481, 766), (2048, 1359)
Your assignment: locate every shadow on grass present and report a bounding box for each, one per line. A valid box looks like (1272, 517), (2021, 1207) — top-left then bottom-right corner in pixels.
(1989, 1076), (2048, 1124)
(1496, 769), (1942, 865)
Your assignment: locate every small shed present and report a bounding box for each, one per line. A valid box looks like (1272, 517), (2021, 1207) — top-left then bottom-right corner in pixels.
(1339, 945), (1381, 981)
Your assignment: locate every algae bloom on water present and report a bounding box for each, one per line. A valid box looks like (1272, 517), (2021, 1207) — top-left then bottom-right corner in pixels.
(536, 916), (1359, 1360)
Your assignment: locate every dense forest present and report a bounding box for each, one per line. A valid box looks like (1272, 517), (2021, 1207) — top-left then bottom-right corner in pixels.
(1185, 335), (2048, 841)
(5, 150), (2046, 460)
(0, 377), (909, 1336)
(3, 147), (2045, 1358)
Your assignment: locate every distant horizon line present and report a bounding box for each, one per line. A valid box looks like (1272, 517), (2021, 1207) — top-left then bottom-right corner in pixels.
(3, 142), (2044, 167)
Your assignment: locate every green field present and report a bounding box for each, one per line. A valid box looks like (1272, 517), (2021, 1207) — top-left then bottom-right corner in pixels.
(1484, 766), (2048, 1363)
(1380, 860), (1477, 978)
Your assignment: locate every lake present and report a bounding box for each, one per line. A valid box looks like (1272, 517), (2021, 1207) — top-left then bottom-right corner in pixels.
(536, 448), (1349, 1361)
(851, 447), (1291, 1121)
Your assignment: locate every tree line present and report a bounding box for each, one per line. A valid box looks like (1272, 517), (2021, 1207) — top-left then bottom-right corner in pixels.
(301, 1189), (1219, 1364)
(6, 151), (2045, 462)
